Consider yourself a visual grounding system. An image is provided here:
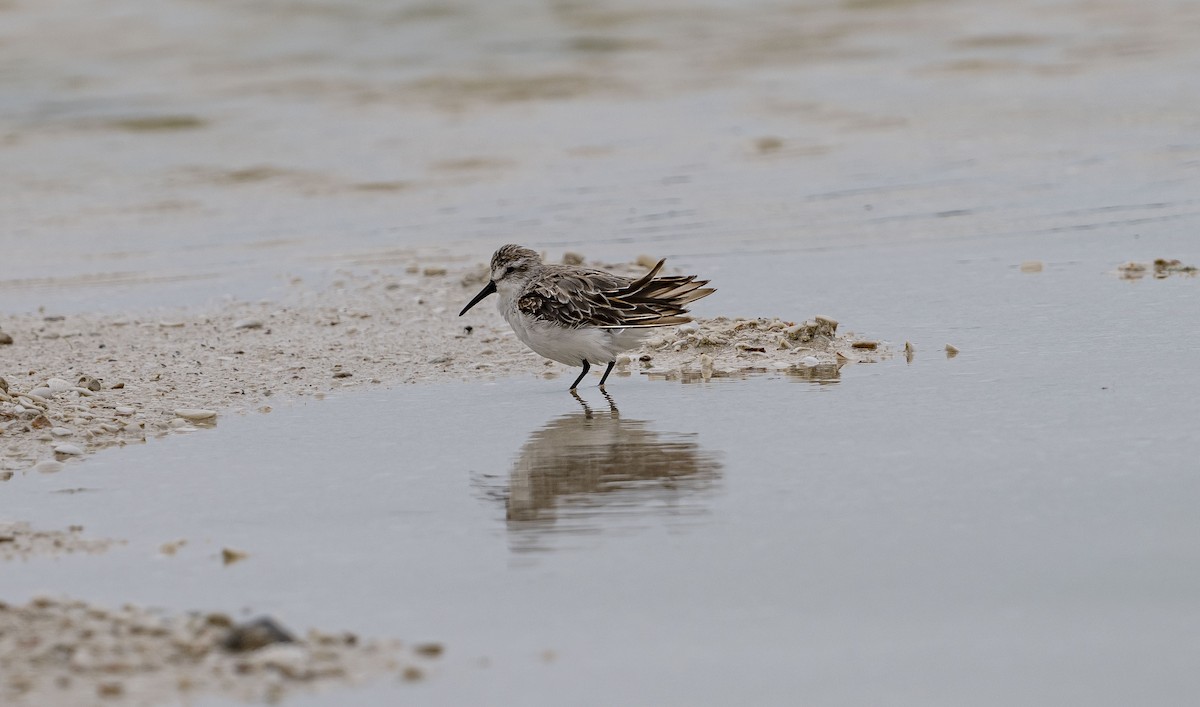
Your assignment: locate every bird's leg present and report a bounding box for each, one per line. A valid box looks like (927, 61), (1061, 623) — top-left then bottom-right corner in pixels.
(597, 361), (616, 388)
(568, 360), (591, 391)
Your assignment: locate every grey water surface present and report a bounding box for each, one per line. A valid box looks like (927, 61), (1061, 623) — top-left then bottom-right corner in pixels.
(6, 237), (1200, 706)
(4, 0), (1200, 703)
(5, 0), (1200, 312)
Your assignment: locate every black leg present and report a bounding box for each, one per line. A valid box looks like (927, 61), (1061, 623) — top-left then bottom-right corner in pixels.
(568, 360), (591, 391)
(598, 361), (616, 388)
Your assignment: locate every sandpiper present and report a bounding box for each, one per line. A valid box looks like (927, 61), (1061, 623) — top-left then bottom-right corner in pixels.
(459, 245), (715, 390)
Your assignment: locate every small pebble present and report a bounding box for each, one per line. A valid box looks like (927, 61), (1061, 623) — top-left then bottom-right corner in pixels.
(114, 407), (135, 416)
(174, 408), (217, 421)
(0, 331), (12, 345)
(234, 318), (264, 329)
(402, 666), (425, 682)
(29, 387), (53, 399)
(34, 460), (65, 474)
(755, 136), (784, 153)
(222, 616), (294, 652)
(78, 375), (102, 391)
(50, 427), (73, 437)
(54, 443), (84, 456)
(46, 378), (71, 393)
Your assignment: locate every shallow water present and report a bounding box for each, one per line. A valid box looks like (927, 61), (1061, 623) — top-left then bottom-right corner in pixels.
(6, 236), (1200, 705)
(4, 0), (1200, 702)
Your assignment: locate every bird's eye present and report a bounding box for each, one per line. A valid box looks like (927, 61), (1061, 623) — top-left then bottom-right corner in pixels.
(504, 266), (515, 275)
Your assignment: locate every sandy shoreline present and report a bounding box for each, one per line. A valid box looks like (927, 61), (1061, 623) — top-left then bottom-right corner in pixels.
(1, 256), (889, 478)
(0, 522), (120, 561)
(1, 596), (432, 706)
(1, 254), (888, 703)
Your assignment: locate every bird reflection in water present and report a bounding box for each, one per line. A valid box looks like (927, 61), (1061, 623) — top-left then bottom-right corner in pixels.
(481, 391), (721, 552)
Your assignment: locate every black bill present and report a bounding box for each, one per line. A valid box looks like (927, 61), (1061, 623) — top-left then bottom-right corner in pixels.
(458, 280), (497, 316)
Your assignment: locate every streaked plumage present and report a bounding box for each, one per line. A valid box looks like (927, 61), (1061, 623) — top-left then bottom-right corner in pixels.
(459, 245), (715, 390)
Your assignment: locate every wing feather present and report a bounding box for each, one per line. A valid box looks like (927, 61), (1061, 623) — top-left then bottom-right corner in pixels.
(517, 259), (715, 329)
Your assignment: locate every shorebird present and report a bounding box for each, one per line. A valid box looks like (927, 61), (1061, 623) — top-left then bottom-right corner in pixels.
(458, 245), (715, 390)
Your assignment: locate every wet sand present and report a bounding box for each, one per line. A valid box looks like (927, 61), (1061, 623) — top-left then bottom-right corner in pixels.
(1, 597), (420, 706)
(1, 254), (887, 703)
(0, 521), (118, 561)
(1, 256), (885, 474)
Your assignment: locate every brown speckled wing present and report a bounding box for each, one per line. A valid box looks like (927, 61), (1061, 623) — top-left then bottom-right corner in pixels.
(519, 260), (715, 329)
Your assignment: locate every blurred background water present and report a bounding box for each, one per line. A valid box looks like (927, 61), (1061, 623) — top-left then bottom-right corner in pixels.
(2, 0), (1199, 310)
(5, 2), (1200, 705)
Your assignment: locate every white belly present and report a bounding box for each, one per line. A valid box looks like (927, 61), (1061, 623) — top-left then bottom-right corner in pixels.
(501, 306), (648, 366)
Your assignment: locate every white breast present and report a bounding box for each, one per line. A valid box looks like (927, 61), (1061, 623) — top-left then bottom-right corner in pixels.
(497, 296), (648, 367)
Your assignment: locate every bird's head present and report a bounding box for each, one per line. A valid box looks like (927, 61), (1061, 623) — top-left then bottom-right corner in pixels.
(459, 245), (542, 316)
(489, 244), (541, 285)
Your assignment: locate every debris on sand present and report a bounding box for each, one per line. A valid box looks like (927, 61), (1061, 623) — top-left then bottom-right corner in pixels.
(0, 522), (118, 561)
(223, 616), (295, 652)
(1, 260), (894, 469)
(221, 547), (249, 565)
(623, 315), (889, 381)
(1118, 258), (1197, 280)
(1152, 258), (1197, 277)
(0, 597), (423, 705)
(1117, 261), (1147, 278)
